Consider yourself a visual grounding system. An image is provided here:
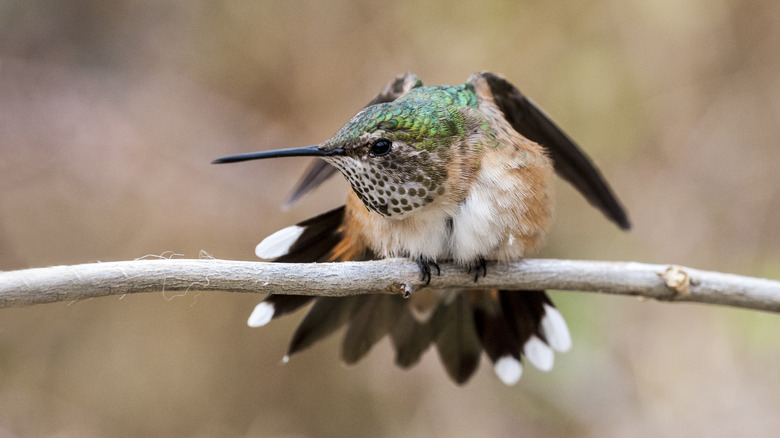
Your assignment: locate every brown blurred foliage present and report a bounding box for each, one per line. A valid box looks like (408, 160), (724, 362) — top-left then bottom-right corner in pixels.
(2, 1), (780, 437)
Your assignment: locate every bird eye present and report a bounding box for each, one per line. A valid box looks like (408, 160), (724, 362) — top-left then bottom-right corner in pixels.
(369, 138), (392, 156)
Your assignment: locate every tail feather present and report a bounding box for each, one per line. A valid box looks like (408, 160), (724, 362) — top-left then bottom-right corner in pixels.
(248, 295), (314, 328)
(472, 290), (524, 385)
(472, 290), (522, 362)
(249, 206), (348, 329)
(432, 293), (482, 384)
(500, 291), (563, 372)
(287, 296), (362, 357)
(540, 303), (572, 353)
(249, 208), (572, 385)
(273, 206), (345, 263)
(500, 290), (547, 345)
(341, 295), (404, 364)
(389, 310), (435, 368)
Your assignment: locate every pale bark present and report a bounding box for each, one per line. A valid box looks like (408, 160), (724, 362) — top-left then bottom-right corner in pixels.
(2, 259), (779, 313)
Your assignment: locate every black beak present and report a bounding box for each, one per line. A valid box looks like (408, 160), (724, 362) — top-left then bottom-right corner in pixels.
(212, 145), (344, 164)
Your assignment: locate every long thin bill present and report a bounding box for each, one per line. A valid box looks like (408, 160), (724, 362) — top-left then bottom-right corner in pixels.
(212, 145), (343, 164)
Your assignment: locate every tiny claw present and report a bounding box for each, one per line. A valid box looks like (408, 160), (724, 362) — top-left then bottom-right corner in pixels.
(417, 257), (431, 285)
(468, 257), (488, 282)
(416, 257), (440, 286)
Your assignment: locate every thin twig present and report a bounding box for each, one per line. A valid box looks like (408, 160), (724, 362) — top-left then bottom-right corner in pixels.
(1, 259), (779, 313)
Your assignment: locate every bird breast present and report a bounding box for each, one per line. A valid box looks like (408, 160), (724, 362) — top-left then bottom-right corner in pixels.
(345, 139), (554, 264)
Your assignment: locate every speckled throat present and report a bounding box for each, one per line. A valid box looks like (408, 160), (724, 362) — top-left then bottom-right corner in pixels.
(323, 145), (453, 218)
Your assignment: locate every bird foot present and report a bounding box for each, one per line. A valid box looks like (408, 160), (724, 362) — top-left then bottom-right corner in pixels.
(467, 257), (488, 282)
(416, 257), (440, 286)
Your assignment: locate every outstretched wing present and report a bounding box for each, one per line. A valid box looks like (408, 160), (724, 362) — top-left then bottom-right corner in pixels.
(283, 72), (423, 207)
(479, 72), (631, 230)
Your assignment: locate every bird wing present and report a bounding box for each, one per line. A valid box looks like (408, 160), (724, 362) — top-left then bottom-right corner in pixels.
(477, 72), (631, 230)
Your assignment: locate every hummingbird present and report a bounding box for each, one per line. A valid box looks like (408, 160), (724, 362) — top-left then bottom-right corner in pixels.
(213, 72), (630, 385)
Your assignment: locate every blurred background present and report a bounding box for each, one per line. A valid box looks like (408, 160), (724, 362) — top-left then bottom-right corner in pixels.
(2, 0), (780, 436)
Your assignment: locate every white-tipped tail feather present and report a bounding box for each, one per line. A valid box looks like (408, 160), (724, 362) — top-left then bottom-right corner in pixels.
(255, 225), (305, 259)
(494, 356), (523, 385)
(247, 301), (275, 327)
(540, 304), (572, 352)
(523, 335), (554, 372)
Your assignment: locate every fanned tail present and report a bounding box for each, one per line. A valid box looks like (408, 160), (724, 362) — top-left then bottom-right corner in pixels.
(249, 207), (572, 385)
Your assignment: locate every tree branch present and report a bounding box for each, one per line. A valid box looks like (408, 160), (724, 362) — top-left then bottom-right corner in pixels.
(1, 259), (779, 313)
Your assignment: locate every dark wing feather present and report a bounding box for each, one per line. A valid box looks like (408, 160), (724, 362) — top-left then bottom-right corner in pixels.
(284, 72), (423, 206)
(362, 71), (423, 107)
(282, 160), (337, 209)
(480, 72), (631, 230)
(433, 293), (482, 385)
